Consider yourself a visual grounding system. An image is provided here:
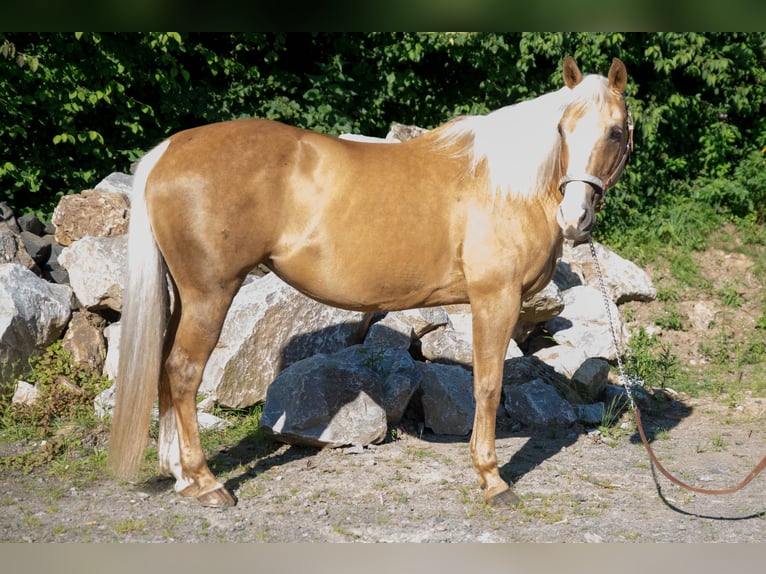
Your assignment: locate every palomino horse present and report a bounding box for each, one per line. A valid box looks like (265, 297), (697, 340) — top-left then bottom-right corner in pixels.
(109, 57), (631, 508)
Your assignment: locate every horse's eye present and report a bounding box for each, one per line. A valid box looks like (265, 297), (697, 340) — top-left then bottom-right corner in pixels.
(609, 127), (623, 141)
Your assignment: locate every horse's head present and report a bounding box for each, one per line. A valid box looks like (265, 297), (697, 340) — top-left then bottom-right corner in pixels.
(556, 57), (632, 241)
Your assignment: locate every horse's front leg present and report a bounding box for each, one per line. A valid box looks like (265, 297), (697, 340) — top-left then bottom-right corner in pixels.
(469, 289), (522, 506)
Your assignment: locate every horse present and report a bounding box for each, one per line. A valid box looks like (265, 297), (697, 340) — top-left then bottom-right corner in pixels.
(108, 56), (632, 508)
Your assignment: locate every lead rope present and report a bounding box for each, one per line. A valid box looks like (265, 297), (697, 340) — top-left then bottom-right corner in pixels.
(588, 237), (766, 495)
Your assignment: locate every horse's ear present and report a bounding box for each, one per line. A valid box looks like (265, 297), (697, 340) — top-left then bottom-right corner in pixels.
(562, 56), (582, 89)
(608, 58), (628, 92)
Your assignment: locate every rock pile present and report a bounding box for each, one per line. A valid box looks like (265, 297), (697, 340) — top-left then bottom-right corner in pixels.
(1, 135), (657, 447)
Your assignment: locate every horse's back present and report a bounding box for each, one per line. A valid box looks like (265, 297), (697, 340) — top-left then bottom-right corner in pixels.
(144, 119), (472, 310)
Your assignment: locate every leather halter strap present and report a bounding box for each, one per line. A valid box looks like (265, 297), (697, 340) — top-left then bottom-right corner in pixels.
(558, 109), (634, 209)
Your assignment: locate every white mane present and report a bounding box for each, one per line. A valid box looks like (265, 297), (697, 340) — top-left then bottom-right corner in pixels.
(438, 74), (610, 201)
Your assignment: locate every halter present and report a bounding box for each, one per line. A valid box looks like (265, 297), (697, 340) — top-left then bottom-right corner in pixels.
(558, 108), (634, 210)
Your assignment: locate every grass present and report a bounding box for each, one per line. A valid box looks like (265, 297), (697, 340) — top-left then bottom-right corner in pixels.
(0, 341), (113, 478)
(623, 327), (679, 391)
(604, 209), (766, 401)
(114, 518), (147, 535)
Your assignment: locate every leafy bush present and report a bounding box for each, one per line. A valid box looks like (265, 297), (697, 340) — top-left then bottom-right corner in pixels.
(2, 32), (766, 242)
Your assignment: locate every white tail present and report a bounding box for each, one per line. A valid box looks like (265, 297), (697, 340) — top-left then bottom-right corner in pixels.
(108, 140), (171, 479)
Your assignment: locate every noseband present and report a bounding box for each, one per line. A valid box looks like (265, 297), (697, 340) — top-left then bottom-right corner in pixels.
(558, 109), (634, 210)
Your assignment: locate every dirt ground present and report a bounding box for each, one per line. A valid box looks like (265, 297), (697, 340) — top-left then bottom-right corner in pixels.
(3, 234), (766, 543)
(2, 390), (765, 543)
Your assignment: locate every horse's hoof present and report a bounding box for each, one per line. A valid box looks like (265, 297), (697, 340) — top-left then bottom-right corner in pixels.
(198, 485), (236, 508)
(486, 487), (521, 507)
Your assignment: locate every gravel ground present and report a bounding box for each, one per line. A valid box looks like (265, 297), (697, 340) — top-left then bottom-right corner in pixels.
(2, 392), (765, 543)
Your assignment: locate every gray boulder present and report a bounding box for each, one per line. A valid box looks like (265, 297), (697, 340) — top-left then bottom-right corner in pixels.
(503, 378), (577, 428)
(0, 231), (38, 273)
(94, 172), (133, 201)
(576, 402), (606, 426)
(0, 264), (72, 381)
(417, 362), (475, 435)
(260, 345), (419, 448)
(544, 285), (627, 361)
(517, 281), (566, 340)
(534, 344), (590, 379)
(58, 235), (127, 312)
(0, 202), (20, 234)
(571, 357), (610, 403)
(419, 304), (523, 366)
(562, 241), (656, 304)
(200, 273), (370, 408)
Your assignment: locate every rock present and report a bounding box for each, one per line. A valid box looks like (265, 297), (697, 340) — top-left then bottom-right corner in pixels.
(683, 301), (716, 331)
(199, 273), (370, 408)
(544, 285), (627, 361)
(41, 243), (69, 285)
(94, 383), (115, 419)
(0, 231), (39, 273)
(503, 378), (577, 428)
(417, 362), (475, 435)
(0, 264), (72, 381)
(562, 241), (656, 304)
(553, 258), (584, 291)
(602, 384), (632, 417)
(12, 380), (40, 406)
(571, 357), (610, 402)
(0, 202), (20, 234)
(419, 308), (523, 366)
(260, 345), (409, 448)
(338, 133), (397, 144)
(197, 411), (233, 431)
(359, 345), (422, 423)
(58, 235), (127, 311)
(342, 306), (451, 350)
(17, 213), (45, 236)
(61, 310), (107, 374)
(503, 355), (582, 405)
(52, 190), (130, 246)
(604, 381), (655, 413)
(419, 328), (474, 365)
(19, 231), (52, 266)
(534, 344), (590, 379)
(94, 172), (133, 201)
(338, 124), (429, 144)
(576, 402), (605, 425)
(517, 281), (565, 340)
(364, 313), (414, 350)
(400, 307), (450, 338)
(443, 304), (471, 333)
(386, 123), (429, 142)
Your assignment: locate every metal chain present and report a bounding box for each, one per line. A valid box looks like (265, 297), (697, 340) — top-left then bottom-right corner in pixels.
(587, 237), (645, 409)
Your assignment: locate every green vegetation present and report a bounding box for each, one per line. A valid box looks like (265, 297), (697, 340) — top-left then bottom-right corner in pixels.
(0, 342), (112, 475)
(2, 32), (765, 228)
(0, 338), (269, 489)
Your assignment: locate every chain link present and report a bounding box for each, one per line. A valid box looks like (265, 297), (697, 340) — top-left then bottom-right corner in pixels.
(587, 237), (645, 409)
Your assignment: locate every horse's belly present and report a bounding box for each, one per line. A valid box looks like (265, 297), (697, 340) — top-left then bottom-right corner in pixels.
(268, 245), (468, 312)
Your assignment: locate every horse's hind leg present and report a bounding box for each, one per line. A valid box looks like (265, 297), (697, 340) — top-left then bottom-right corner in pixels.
(161, 283), (241, 507)
(157, 283), (182, 483)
